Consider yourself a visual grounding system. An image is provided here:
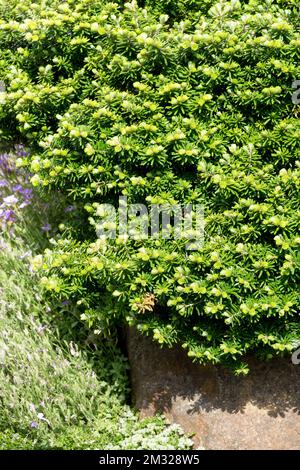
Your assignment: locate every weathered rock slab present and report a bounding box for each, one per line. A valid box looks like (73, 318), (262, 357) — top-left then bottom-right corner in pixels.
(126, 328), (300, 449)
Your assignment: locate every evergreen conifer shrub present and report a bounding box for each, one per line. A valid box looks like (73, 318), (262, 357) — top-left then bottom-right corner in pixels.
(0, 0), (299, 373)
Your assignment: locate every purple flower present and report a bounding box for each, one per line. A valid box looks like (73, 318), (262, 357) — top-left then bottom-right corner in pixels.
(12, 184), (23, 192)
(41, 223), (52, 232)
(17, 187), (32, 197)
(15, 144), (28, 157)
(20, 188), (33, 199)
(0, 180), (7, 187)
(0, 153), (14, 173)
(30, 421), (38, 428)
(3, 195), (18, 205)
(0, 208), (16, 222)
(1, 209), (15, 222)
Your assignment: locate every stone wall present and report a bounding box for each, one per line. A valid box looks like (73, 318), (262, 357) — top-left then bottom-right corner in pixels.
(126, 328), (300, 449)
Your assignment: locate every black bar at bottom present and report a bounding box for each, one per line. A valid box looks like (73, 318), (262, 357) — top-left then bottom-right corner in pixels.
(0, 450), (299, 467)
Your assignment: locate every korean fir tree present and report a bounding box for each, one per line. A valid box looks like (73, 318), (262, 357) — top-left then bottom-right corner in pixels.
(0, 0), (299, 373)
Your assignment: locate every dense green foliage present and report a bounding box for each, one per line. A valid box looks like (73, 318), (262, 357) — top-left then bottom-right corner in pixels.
(0, 0), (299, 373)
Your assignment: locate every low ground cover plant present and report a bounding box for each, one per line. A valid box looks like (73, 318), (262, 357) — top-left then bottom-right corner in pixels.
(0, 149), (192, 450)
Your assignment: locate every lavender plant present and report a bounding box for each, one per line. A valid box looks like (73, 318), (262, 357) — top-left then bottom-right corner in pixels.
(0, 146), (33, 228)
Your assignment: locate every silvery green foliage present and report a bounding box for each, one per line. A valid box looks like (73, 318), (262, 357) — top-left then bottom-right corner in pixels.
(0, 238), (192, 449)
(0, 0), (299, 373)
